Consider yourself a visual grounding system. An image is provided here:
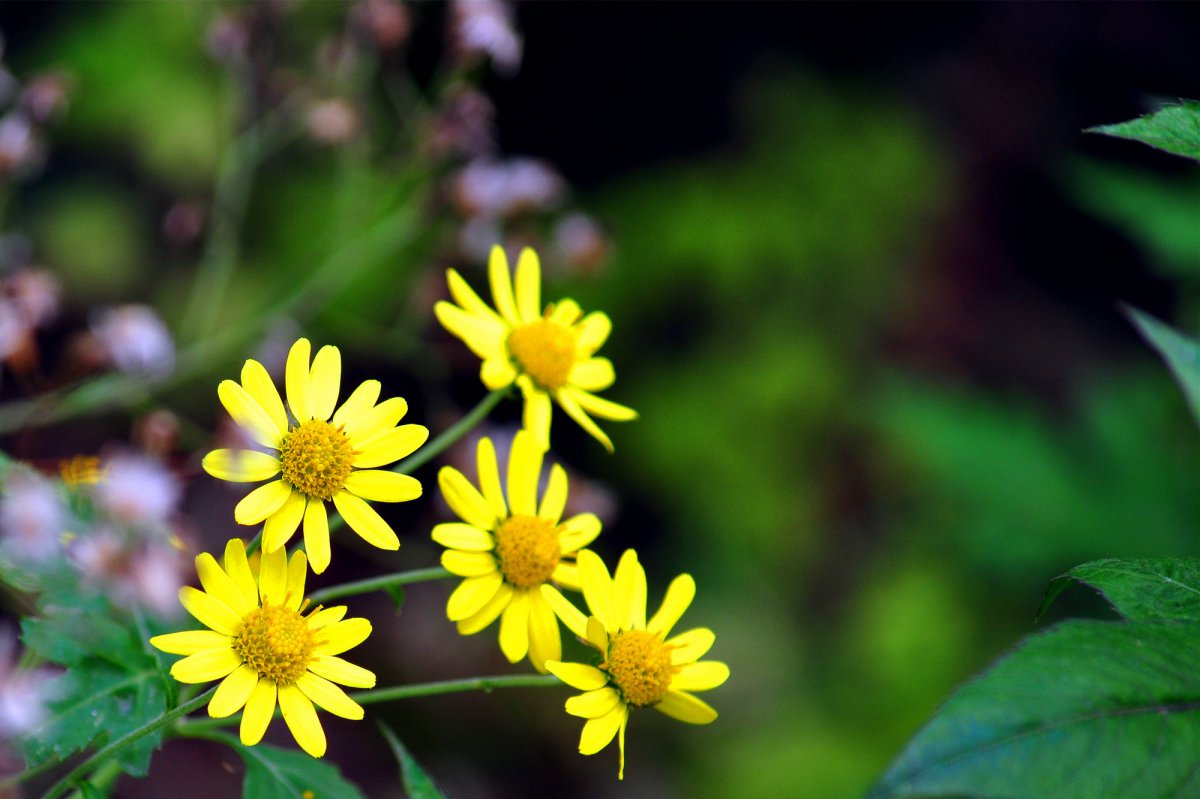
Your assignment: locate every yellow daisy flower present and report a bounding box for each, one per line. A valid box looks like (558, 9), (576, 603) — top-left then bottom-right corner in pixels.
(541, 549), (729, 779)
(433, 429), (602, 672)
(150, 539), (377, 758)
(202, 337), (428, 573)
(434, 245), (637, 452)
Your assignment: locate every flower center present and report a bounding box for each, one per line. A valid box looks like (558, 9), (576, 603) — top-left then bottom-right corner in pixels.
(279, 420), (355, 500)
(506, 319), (575, 391)
(233, 604), (315, 686)
(606, 629), (676, 707)
(494, 514), (561, 589)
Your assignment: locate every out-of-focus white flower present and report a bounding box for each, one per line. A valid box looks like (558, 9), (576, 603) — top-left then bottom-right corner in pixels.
(450, 0), (523, 76)
(70, 530), (187, 617)
(90, 304), (175, 376)
(306, 98), (361, 145)
(451, 157), (565, 219)
(94, 453), (181, 528)
(0, 297), (26, 360)
(0, 113), (43, 178)
(0, 471), (64, 564)
(458, 215), (504, 263)
(352, 0), (411, 52)
(554, 213), (609, 275)
(128, 541), (188, 618)
(8, 268), (59, 327)
(0, 628), (53, 739)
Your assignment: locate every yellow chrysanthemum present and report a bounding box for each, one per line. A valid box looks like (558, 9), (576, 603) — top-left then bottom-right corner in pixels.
(433, 429), (602, 672)
(541, 549), (729, 779)
(150, 539), (377, 758)
(202, 337), (429, 573)
(434, 245), (637, 452)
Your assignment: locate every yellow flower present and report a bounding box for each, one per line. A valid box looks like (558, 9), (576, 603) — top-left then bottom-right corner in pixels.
(150, 539), (377, 758)
(541, 549), (729, 779)
(433, 429), (602, 672)
(202, 337), (428, 573)
(434, 245), (637, 452)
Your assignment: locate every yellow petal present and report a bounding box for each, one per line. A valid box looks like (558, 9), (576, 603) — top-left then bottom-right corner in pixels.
(455, 582), (513, 635)
(498, 589), (530, 663)
(178, 586), (241, 636)
(442, 550), (497, 577)
(438, 467), (496, 530)
(565, 686), (621, 719)
(286, 549), (308, 611)
(150, 630), (230, 656)
(285, 338), (313, 422)
(447, 267), (504, 323)
(202, 449), (281, 483)
(538, 464), (568, 524)
(539, 584), (588, 638)
(342, 397), (408, 445)
(308, 345), (341, 422)
(613, 549), (647, 631)
(559, 513), (601, 553)
(279, 684), (326, 758)
(549, 298), (582, 327)
(303, 501), (331, 575)
(306, 605), (347, 631)
(332, 380), (381, 429)
(522, 385), (553, 451)
(343, 470), (422, 503)
(431, 522), (494, 551)
(296, 672), (364, 720)
(556, 388), (613, 453)
(618, 713), (628, 780)
(217, 380), (282, 450)
(545, 660), (608, 691)
(551, 561), (581, 590)
(526, 591), (561, 673)
(170, 647), (241, 684)
(223, 538), (259, 610)
(577, 549), (616, 631)
(234, 480), (292, 526)
(666, 628), (716, 664)
(647, 573), (695, 638)
(314, 617), (371, 657)
(672, 661), (730, 692)
(196, 552), (251, 616)
(240, 678), (277, 746)
(435, 302), (507, 360)
(446, 571), (503, 621)
(263, 492), (306, 553)
(307, 655), (375, 689)
(258, 543), (288, 607)
(514, 247), (541, 323)
(476, 438), (507, 521)
(575, 311), (612, 355)
(507, 429), (544, 517)
(481, 357), (518, 390)
(488, 244), (519, 324)
(353, 425), (428, 469)
(240, 359), (288, 440)
(654, 689), (718, 724)
(579, 704), (626, 756)
(585, 616), (608, 651)
(332, 491), (399, 550)
(569, 358), (615, 392)
(574, 388), (638, 422)
(208, 665), (259, 718)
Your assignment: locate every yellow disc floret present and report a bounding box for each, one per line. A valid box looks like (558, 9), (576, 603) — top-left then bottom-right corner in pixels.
(606, 630), (676, 707)
(506, 318), (575, 391)
(494, 514), (561, 589)
(233, 604), (315, 686)
(279, 420), (355, 500)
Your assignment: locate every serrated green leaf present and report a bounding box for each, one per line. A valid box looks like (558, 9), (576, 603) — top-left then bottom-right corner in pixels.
(1041, 557), (1200, 622)
(1090, 100), (1200, 162)
(21, 611), (134, 668)
(868, 620), (1200, 799)
(378, 722), (446, 799)
(233, 739), (368, 799)
(1126, 307), (1200, 429)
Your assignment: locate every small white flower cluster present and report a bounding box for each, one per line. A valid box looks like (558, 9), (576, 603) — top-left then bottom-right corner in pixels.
(89, 304), (175, 377)
(450, 0), (523, 76)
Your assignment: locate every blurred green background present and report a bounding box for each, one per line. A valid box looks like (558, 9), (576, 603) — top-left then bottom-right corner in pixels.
(1, 2), (1199, 797)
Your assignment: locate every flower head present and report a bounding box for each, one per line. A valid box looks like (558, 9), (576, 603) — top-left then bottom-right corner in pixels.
(433, 430), (602, 671)
(435, 246), (637, 452)
(202, 337), (428, 573)
(150, 539), (376, 758)
(542, 550), (729, 779)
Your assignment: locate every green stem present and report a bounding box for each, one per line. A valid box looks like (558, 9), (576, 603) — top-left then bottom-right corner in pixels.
(307, 567), (451, 605)
(36, 687), (217, 799)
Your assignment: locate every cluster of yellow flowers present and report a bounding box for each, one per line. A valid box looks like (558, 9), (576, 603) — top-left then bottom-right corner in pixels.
(151, 246), (728, 778)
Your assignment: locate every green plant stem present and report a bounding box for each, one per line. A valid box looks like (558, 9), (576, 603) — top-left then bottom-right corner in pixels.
(35, 686), (216, 799)
(307, 567), (452, 605)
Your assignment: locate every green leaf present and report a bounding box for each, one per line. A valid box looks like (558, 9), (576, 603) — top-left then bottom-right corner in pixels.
(1041, 557), (1200, 622)
(1090, 100), (1200, 162)
(378, 722), (446, 799)
(384, 585), (406, 613)
(1127, 307), (1200, 429)
(868, 620), (1200, 799)
(236, 739), (368, 799)
(76, 780), (105, 799)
